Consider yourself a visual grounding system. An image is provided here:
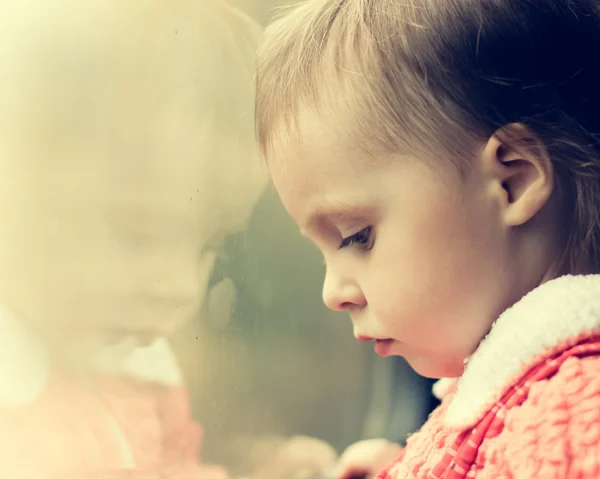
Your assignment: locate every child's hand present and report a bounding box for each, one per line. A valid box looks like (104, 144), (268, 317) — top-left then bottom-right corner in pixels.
(332, 439), (403, 479)
(250, 435), (338, 479)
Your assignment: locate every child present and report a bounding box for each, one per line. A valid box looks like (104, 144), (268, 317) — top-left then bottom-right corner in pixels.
(255, 0), (600, 477)
(0, 0), (336, 477)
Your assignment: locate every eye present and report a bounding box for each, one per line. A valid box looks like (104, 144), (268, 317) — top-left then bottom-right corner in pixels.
(338, 226), (374, 250)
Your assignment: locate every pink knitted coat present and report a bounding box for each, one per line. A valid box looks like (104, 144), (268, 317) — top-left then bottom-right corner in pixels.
(379, 274), (600, 479)
(0, 313), (228, 479)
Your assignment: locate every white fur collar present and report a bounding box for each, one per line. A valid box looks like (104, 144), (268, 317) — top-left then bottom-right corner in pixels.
(0, 306), (182, 406)
(439, 274), (600, 428)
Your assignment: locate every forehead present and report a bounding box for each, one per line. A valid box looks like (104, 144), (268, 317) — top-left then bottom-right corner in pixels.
(2, 123), (263, 240)
(270, 105), (374, 174)
(268, 108), (391, 225)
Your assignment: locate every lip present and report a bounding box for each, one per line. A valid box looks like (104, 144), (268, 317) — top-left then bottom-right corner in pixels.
(356, 335), (375, 343)
(373, 338), (394, 357)
(355, 334), (389, 342)
(355, 335), (395, 356)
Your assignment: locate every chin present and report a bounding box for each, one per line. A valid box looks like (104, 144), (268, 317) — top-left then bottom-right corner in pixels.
(61, 334), (141, 373)
(405, 356), (465, 379)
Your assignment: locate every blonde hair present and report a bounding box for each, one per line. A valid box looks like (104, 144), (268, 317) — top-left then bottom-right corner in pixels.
(256, 0), (600, 274)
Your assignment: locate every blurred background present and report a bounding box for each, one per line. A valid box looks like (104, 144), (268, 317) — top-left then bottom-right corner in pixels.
(169, 0), (437, 473)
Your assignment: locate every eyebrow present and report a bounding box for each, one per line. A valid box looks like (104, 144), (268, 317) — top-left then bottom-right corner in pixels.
(302, 200), (374, 232)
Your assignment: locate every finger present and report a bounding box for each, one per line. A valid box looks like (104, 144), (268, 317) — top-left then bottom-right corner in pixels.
(331, 463), (370, 479)
(340, 471), (370, 479)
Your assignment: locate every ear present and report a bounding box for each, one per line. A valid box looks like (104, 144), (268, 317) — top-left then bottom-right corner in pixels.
(481, 125), (554, 227)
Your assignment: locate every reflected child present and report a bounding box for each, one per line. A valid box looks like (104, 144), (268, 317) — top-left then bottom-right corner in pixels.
(0, 1), (273, 477)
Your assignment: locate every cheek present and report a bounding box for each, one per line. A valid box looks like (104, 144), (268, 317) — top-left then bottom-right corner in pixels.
(366, 200), (469, 305)
(362, 193), (502, 350)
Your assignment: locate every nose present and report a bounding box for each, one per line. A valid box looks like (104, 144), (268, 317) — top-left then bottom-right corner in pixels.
(322, 266), (366, 312)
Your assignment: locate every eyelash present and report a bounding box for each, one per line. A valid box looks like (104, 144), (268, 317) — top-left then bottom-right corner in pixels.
(338, 226), (373, 250)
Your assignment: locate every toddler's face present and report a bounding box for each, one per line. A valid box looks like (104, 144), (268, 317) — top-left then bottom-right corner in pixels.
(268, 110), (526, 378)
(0, 133), (262, 346)
(0, 95), (263, 350)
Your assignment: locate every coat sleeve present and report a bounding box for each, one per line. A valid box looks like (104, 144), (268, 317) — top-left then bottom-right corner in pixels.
(485, 355), (600, 479)
(376, 449), (406, 479)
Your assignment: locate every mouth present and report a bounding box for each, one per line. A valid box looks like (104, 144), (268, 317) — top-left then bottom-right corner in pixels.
(356, 334), (390, 342)
(355, 335), (395, 357)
